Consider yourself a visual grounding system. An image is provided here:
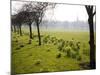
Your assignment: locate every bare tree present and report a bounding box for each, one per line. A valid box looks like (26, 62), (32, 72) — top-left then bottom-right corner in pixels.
(33, 2), (55, 45)
(11, 15), (17, 33)
(11, 12), (25, 36)
(21, 3), (35, 39)
(15, 11), (25, 36)
(85, 5), (96, 69)
(33, 2), (48, 45)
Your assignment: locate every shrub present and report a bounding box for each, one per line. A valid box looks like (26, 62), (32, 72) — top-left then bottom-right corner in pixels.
(48, 40), (51, 44)
(50, 37), (56, 43)
(43, 35), (50, 44)
(57, 42), (64, 51)
(65, 46), (72, 57)
(53, 41), (57, 45)
(67, 49), (71, 57)
(62, 46), (67, 52)
(65, 41), (69, 46)
(77, 55), (82, 61)
(43, 38), (48, 44)
(72, 45), (79, 54)
(71, 42), (80, 54)
(58, 39), (63, 43)
(64, 46), (77, 58)
(72, 46), (77, 51)
(50, 37), (58, 45)
(57, 39), (61, 43)
(76, 42), (81, 49)
(63, 46), (71, 52)
(69, 41), (74, 47)
(71, 51), (77, 59)
(56, 53), (61, 58)
(83, 48), (90, 56)
(62, 41), (65, 47)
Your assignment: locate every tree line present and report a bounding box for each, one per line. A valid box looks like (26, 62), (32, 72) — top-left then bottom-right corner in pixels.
(11, 2), (55, 45)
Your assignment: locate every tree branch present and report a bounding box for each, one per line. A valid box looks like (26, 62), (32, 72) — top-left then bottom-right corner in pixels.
(93, 11), (96, 16)
(85, 5), (90, 15)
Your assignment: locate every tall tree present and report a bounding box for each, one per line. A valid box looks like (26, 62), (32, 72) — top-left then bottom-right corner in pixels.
(33, 2), (55, 45)
(11, 15), (17, 33)
(21, 3), (35, 39)
(15, 11), (24, 36)
(85, 5), (96, 69)
(33, 2), (48, 45)
(12, 12), (24, 36)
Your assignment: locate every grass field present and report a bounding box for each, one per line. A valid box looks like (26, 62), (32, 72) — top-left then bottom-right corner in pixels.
(11, 31), (94, 74)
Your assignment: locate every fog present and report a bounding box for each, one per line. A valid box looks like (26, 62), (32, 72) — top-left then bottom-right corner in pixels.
(12, 1), (96, 32)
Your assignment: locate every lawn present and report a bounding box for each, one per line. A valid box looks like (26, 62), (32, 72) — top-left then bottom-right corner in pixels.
(11, 31), (92, 74)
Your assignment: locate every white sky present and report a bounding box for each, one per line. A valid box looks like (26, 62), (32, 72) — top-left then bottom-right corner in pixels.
(45, 4), (88, 22)
(12, 1), (88, 22)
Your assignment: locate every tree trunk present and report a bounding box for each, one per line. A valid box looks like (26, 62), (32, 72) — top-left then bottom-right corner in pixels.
(19, 24), (22, 36)
(11, 25), (13, 32)
(13, 25), (16, 32)
(17, 25), (20, 34)
(88, 15), (96, 69)
(29, 23), (32, 39)
(36, 22), (41, 45)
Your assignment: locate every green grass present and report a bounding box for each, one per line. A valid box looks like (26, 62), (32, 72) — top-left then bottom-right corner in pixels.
(11, 31), (93, 74)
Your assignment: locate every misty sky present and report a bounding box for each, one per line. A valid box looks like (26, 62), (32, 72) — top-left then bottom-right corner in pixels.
(12, 1), (90, 22)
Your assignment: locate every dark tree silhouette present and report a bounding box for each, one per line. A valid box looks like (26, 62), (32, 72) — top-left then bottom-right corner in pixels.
(33, 2), (48, 45)
(11, 12), (24, 36)
(11, 15), (17, 33)
(33, 2), (55, 45)
(85, 5), (96, 69)
(14, 2), (55, 45)
(11, 25), (13, 32)
(15, 12), (24, 36)
(16, 2), (55, 45)
(21, 3), (35, 39)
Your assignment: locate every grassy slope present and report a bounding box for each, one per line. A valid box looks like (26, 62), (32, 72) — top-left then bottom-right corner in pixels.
(12, 31), (91, 74)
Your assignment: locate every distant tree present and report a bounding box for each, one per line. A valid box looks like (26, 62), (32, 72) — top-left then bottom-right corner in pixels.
(85, 5), (96, 69)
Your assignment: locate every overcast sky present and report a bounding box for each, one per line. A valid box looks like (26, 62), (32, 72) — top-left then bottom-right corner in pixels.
(12, 1), (89, 22)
